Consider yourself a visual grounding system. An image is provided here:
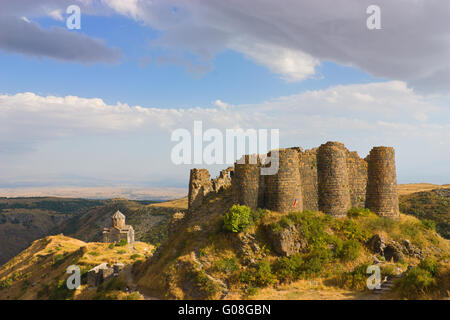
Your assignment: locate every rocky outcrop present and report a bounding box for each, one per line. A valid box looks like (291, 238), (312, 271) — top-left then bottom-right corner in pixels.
(383, 243), (404, 262)
(367, 234), (386, 254)
(265, 225), (308, 257)
(234, 233), (263, 265)
(366, 234), (423, 262)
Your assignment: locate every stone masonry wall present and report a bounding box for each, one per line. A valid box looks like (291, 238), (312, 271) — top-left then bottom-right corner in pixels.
(366, 147), (400, 218)
(188, 168), (212, 211)
(317, 142), (351, 217)
(264, 148), (303, 213)
(347, 151), (368, 208)
(299, 148), (319, 211)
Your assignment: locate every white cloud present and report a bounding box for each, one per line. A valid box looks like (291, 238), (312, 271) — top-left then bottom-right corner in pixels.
(1, 81), (449, 185)
(231, 40), (319, 82)
(100, 0), (450, 92)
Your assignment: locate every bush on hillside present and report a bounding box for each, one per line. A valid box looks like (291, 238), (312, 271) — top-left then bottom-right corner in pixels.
(337, 239), (362, 262)
(348, 207), (374, 218)
(116, 239), (127, 246)
(223, 205), (251, 233)
(239, 259), (276, 287)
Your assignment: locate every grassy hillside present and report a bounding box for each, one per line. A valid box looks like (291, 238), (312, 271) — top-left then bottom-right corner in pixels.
(134, 189), (449, 300)
(0, 197), (185, 266)
(0, 235), (153, 300)
(399, 188), (450, 239)
(58, 198), (183, 246)
(0, 197), (105, 265)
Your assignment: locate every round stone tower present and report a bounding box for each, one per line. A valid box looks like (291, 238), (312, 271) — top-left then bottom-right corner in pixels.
(317, 141), (351, 217)
(264, 148), (303, 213)
(232, 154), (261, 209)
(366, 146), (399, 218)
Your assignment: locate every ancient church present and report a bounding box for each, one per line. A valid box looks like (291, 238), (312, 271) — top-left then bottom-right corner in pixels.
(102, 210), (135, 244)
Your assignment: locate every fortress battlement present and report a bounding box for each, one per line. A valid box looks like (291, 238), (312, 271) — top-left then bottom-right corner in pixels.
(188, 141), (399, 218)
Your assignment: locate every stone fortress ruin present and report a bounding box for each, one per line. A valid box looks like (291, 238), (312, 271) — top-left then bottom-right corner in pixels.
(188, 141), (400, 219)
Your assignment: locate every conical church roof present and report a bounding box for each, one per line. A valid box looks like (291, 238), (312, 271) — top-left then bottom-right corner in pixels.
(112, 210), (125, 219)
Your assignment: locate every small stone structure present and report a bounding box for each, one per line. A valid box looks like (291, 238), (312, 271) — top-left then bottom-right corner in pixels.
(187, 141), (400, 218)
(87, 262), (125, 287)
(103, 210), (135, 244)
(87, 263), (114, 287)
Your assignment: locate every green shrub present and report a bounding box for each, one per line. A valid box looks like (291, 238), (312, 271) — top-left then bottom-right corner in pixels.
(215, 257), (239, 273)
(338, 239), (362, 262)
(0, 277), (12, 289)
(116, 239), (127, 246)
(381, 264), (397, 278)
(250, 208), (268, 224)
(274, 254), (304, 282)
(239, 259), (275, 287)
(418, 257), (439, 276)
(335, 262), (371, 291)
(397, 267), (437, 298)
(300, 248), (333, 276)
(88, 251), (100, 256)
(420, 219), (436, 231)
(130, 254), (141, 260)
(337, 219), (370, 242)
(348, 208), (373, 218)
(108, 244), (115, 249)
(223, 205), (251, 233)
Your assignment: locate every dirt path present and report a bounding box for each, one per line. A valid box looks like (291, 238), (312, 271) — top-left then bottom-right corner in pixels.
(123, 265), (159, 300)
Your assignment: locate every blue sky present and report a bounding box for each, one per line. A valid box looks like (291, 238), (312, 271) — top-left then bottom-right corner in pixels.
(0, 13), (381, 109)
(0, 1), (449, 196)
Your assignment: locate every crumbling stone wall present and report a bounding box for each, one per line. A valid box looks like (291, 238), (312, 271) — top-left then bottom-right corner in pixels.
(347, 151), (368, 208)
(299, 148), (319, 211)
(366, 147), (400, 218)
(264, 148), (303, 213)
(212, 167), (234, 193)
(188, 168), (212, 211)
(232, 155), (261, 209)
(317, 142), (351, 217)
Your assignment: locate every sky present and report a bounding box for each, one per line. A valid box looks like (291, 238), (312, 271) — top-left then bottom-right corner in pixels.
(0, 0), (449, 191)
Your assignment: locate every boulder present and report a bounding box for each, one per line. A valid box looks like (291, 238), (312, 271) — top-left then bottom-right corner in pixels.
(383, 244), (404, 262)
(366, 234), (386, 254)
(266, 224), (308, 257)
